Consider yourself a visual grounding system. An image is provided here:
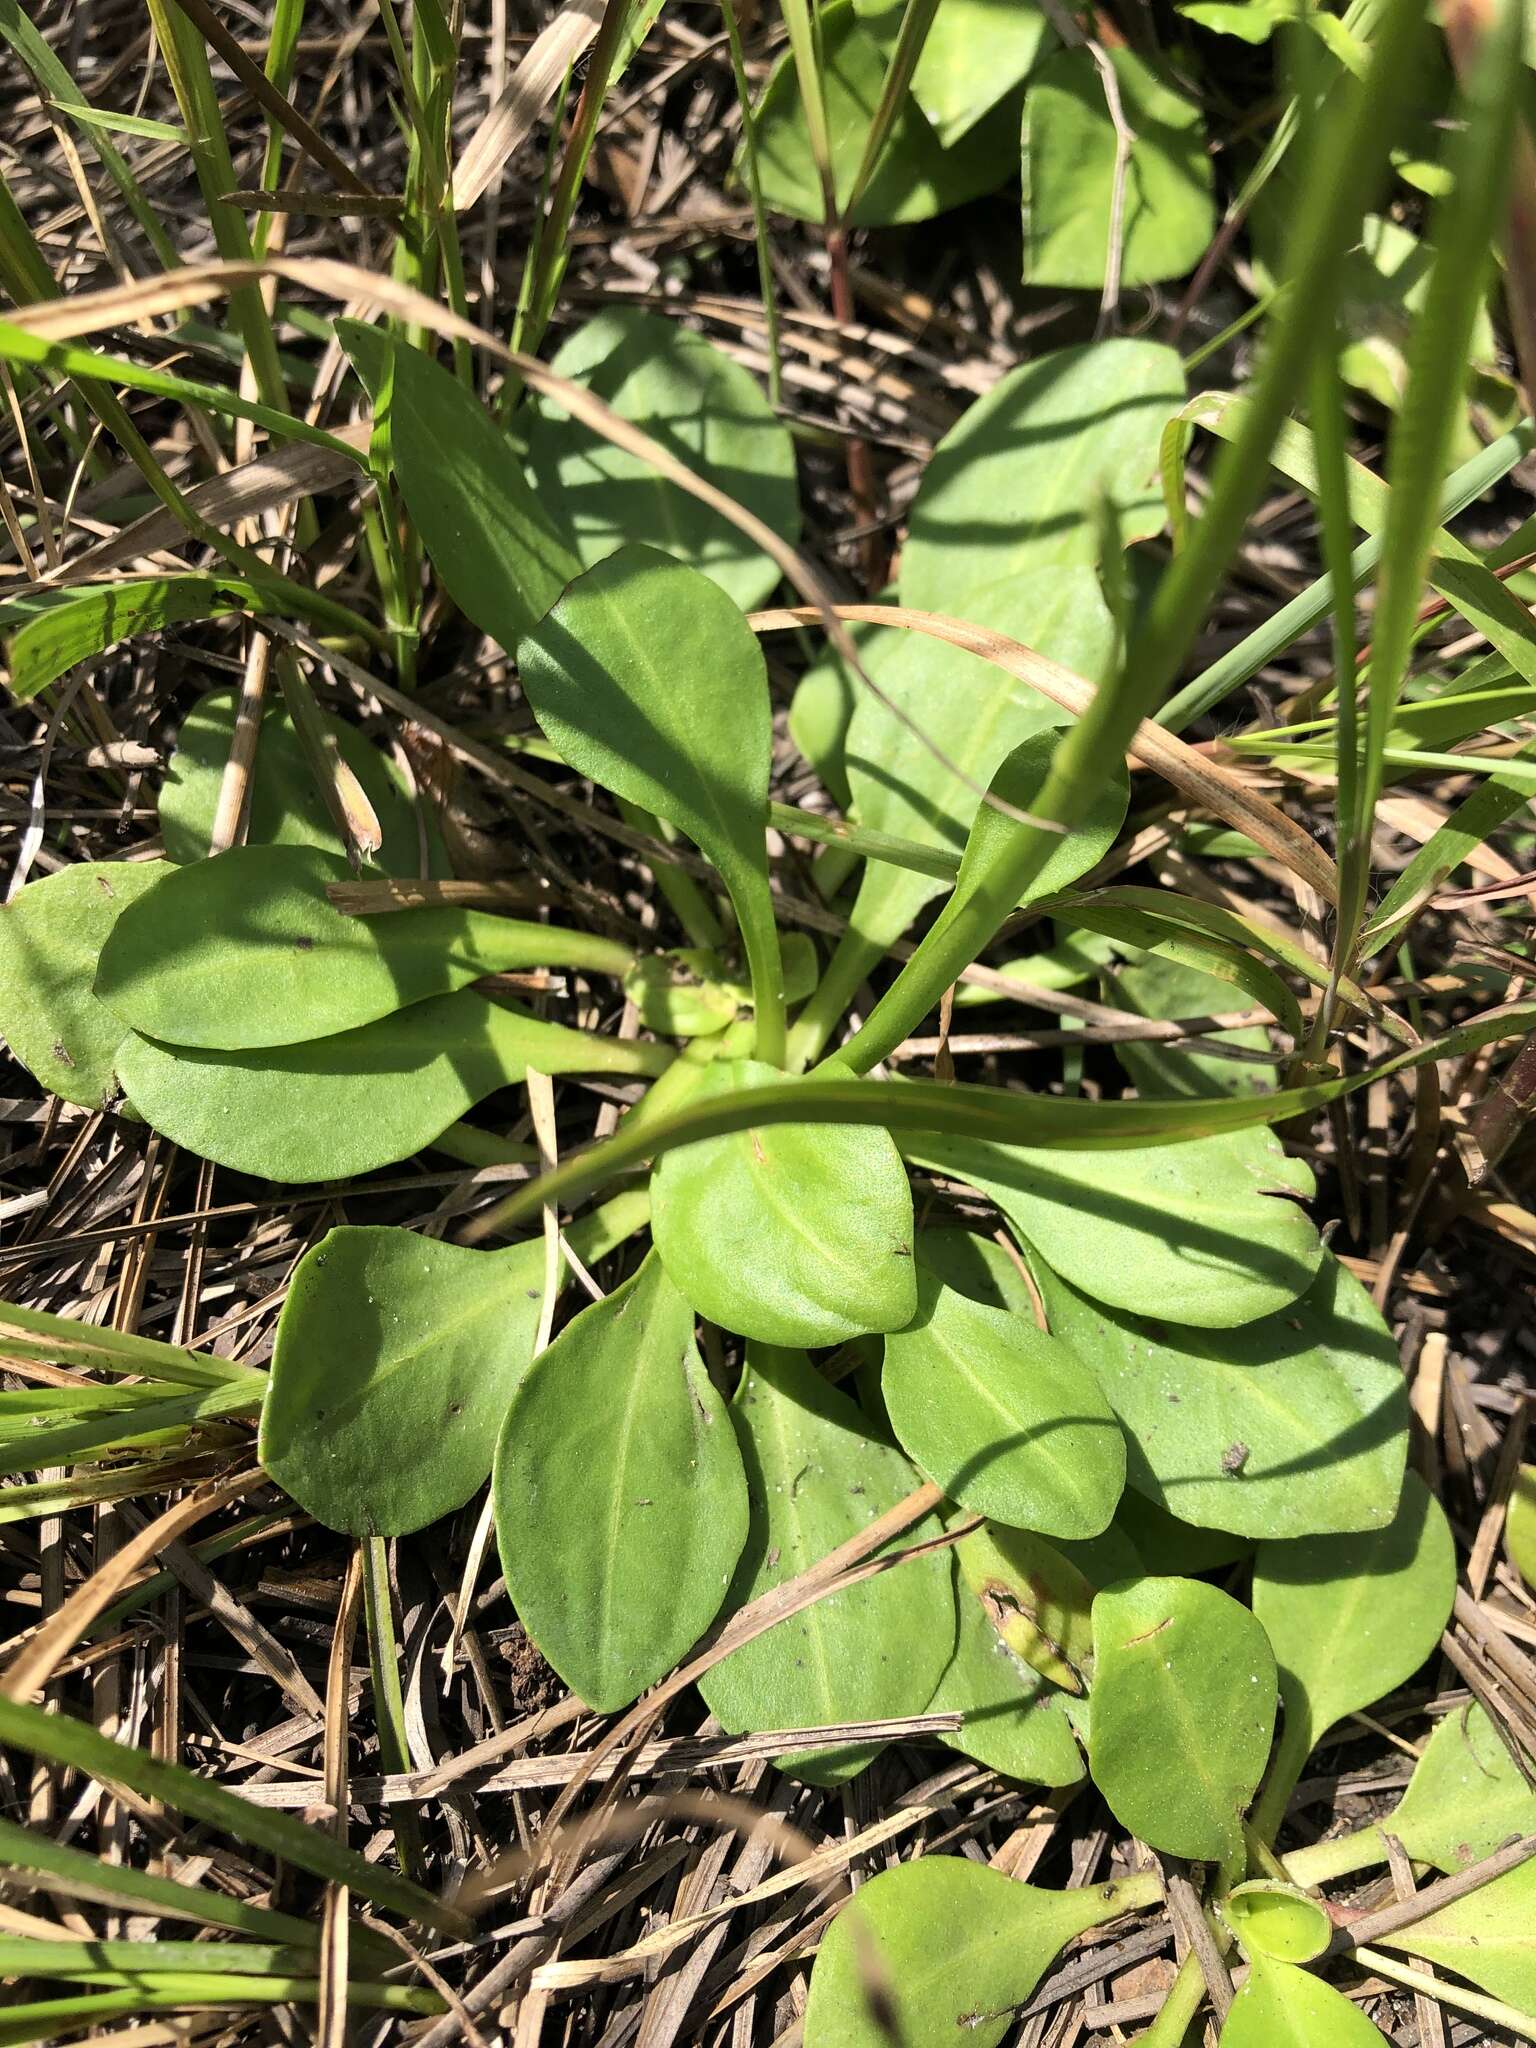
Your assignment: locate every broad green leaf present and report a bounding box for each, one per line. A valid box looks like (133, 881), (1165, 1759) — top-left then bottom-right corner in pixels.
(1110, 1488), (1252, 1577)
(1021, 46), (1215, 289)
(1508, 1463), (1536, 1591)
(1220, 1957), (1391, 2048)
(1106, 953), (1278, 1100)
(518, 545), (784, 1059)
(752, 0), (1018, 226)
(1388, 1702), (1536, 1874)
(958, 1522), (1099, 1691)
(1039, 1252), (1409, 1538)
(493, 1251), (748, 1713)
(855, 0), (1051, 145)
(1221, 1884), (1331, 1965)
(916, 1226), (1038, 1313)
(803, 1858), (1159, 2048)
(899, 341), (1185, 615)
(698, 1345), (955, 1784)
(1, 576), (321, 700)
(116, 990), (668, 1183)
(0, 861), (173, 1108)
(341, 327), (578, 651)
(1252, 1469), (1457, 1773)
(262, 1230), (552, 1537)
(651, 1059), (916, 1346)
(907, 1123), (1320, 1328)
(159, 690), (435, 872)
(1383, 1858), (1536, 2014)
(526, 307), (799, 611)
(817, 579), (1122, 1027)
(882, 1261), (1124, 1537)
(1089, 1575), (1277, 1863)
(95, 843), (629, 1051)
(929, 1565), (1085, 1783)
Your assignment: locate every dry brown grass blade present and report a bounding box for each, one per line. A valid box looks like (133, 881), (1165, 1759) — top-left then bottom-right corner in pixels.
(0, 1466), (262, 1703)
(452, 0), (607, 213)
(751, 605), (1342, 906)
(4, 258), (1047, 829)
(61, 424), (370, 578)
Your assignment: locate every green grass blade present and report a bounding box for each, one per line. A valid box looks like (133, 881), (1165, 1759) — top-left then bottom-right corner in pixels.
(0, 1697), (468, 1934)
(1339, 0), (1524, 958)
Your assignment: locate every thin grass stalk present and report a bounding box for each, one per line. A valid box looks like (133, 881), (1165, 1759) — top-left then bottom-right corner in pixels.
(721, 0), (783, 408)
(1337, 0), (1523, 969)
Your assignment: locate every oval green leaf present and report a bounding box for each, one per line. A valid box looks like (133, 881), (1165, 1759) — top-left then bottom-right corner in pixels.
(527, 307), (799, 611)
(116, 990), (667, 1183)
(1387, 1702), (1536, 1874)
(804, 1858), (1152, 2048)
(96, 843), (627, 1050)
(261, 1229), (552, 1537)
(1219, 1956), (1391, 2048)
(1038, 1252), (1410, 1538)
(899, 340), (1185, 615)
(651, 1058), (916, 1346)
(1089, 1575), (1277, 1863)
(752, 0), (1018, 227)
(492, 1249), (748, 1713)
(907, 1122), (1321, 1329)
(1382, 1857), (1536, 2015)
(1251, 1468), (1456, 1777)
(1022, 46), (1215, 290)
(882, 1260), (1125, 1537)
(929, 1563), (1086, 1784)
(518, 544), (784, 1058)
(0, 860), (173, 1109)
(159, 690), (435, 872)
(698, 1344), (955, 1784)
(836, 568), (1120, 955)
(343, 327), (579, 651)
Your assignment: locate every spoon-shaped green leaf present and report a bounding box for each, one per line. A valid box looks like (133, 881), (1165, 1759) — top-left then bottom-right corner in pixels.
(803, 1857), (1163, 2048)
(1390, 1701), (1536, 1874)
(158, 689), (437, 872)
(1090, 1574), (1277, 1864)
(1037, 1251), (1410, 1538)
(898, 340), (1185, 613)
(492, 1249), (748, 1713)
(116, 989), (669, 1183)
(518, 545), (786, 1062)
(698, 1344), (955, 1784)
(96, 843), (633, 1050)
(525, 306), (800, 611)
(882, 1260), (1125, 1537)
(1381, 1857), (1536, 2015)
(905, 1122), (1320, 1328)
(1219, 1956), (1391, 2048)
(1221, 1883), (1332, 1964)
(792, 576), (1120, 1065)
(262, 1193), (645, 1538)
(929, 1562), (1085, 1785)
(649, 1058), (916, 1345)
(958, 1522), (1100, 1692)
(1250, 1469), (1455, 1839)
(0, 860), (174, 1108)
(339, 322), (580, 651)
